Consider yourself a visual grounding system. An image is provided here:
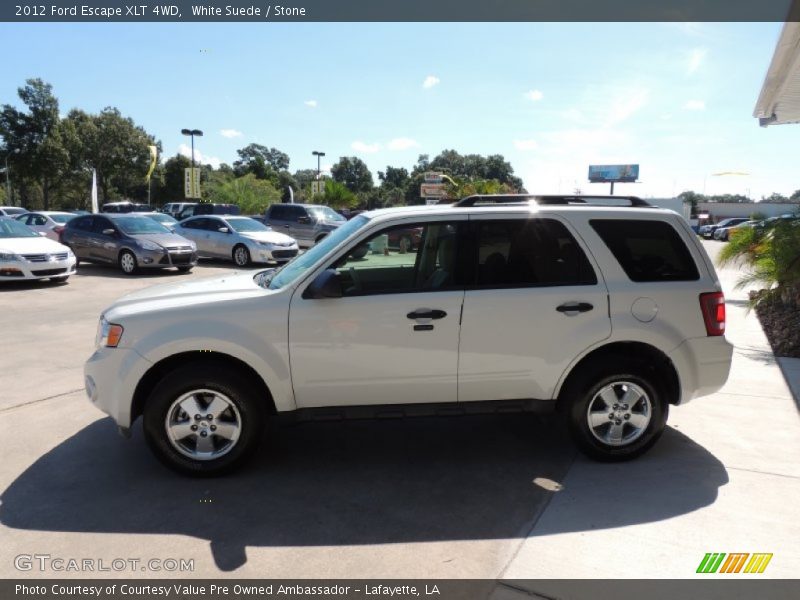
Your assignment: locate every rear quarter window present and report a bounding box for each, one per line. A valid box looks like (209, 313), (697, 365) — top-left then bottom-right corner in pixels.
(590, 219), (699, 282)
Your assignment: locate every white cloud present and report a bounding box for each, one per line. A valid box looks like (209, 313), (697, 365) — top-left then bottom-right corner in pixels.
(304, 100), (318, 108)
(219, 129), (242, 138)
(387, 137), (420, 151)
(422, 75), (440, 89)
(351, 140), (381, 153)
(687, 48), (707, 74)
(684, 99), (706, 110)
(513, 139), (539, 151)
(524, 89), (544, 101)
(178, 144), (221, 169)
(606, 87), (649, 126)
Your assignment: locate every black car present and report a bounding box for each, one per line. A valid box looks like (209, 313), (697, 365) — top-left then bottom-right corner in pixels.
(178, 203), (241, 220)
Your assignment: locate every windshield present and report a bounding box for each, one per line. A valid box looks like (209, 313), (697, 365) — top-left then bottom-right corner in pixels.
(267, 215), (370, 290)
(50, 213), (76, 224)
(114, 216), (171, 235)
(0, 219), (39, 238)
(2, 207), (28, 216)
(227, 217), (268, 233)
(308, 206), (346, 222)
(148, 213), (177, 225)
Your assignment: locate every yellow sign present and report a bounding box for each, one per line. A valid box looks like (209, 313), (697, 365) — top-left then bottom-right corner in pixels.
(145, 145), (158, 182)
(184, 168), (201, 199)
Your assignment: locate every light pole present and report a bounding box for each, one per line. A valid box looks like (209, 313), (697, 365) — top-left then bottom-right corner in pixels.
(181, 128), (203, 199)
(312, 150), (325, 179)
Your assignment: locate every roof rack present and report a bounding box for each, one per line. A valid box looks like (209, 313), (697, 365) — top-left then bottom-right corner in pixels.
(453, 194), (653, 208)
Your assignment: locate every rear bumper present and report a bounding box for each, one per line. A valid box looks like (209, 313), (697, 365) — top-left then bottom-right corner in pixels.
(669, 336), (733, 404)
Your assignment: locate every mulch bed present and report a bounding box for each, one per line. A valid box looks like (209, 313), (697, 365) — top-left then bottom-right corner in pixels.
(753, 291), (800, 358)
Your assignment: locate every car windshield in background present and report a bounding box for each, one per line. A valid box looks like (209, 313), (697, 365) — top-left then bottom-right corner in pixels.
(148, 213), (178, 225)
(309, 206), (346, 222)
(0, 219), (39, 238)
(114, 216), (171, 235)
(227, 218), (268, 233)
(266, 215), (369, 290)
(2, 207), (28, 216)
(50, 213), (76, 224)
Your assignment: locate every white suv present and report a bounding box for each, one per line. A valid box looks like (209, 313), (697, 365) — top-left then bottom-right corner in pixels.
(85, 195), (733, 475)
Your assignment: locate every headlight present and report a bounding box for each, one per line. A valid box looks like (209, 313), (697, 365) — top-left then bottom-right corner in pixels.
(67, 249), (75, 257)
(96, 316), (124, 348)
(257, 241), (274, 248)
(138, 240), (161, 251)
(188, 241), (197, 250)
(0, 252), (21, 262)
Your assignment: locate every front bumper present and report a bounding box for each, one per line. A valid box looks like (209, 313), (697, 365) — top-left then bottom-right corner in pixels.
(252, 245), (299, 264)
(669, 335), (734, 404)
(85, 346), (153, 428)
(0, 255), (77, 280)
(134, 247), (198, 269)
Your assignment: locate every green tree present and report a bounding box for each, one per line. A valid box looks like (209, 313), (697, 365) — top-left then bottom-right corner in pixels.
(205, 173), (281, 214)
(761, 192), (790, 203)
(313, 179), (358, 209)
(790, 189), (800, 201)
(0, 79), (70, 209)
(331, 156), (374, 193)
(233, 144), (290, 178)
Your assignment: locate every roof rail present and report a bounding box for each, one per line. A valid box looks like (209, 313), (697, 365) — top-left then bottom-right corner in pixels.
(453, 194), (652, 208)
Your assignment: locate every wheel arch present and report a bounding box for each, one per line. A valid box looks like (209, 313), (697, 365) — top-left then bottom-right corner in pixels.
(131, 350), (277, 424)
(555, 341), (681, 409)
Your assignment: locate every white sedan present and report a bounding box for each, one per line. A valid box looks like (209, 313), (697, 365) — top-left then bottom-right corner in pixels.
(15, 211), (77, 241)
(0, 217), (77, 283)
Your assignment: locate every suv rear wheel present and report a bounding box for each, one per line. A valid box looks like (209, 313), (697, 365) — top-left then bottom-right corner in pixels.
(143, 364), (266, 476)
(562, 359), (668, 461)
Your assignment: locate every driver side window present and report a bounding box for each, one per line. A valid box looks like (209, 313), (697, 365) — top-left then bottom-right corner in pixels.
(330, 222), (462, 296)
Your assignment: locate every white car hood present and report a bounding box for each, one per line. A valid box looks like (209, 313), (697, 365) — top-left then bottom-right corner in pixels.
(239, 230), (296, 245)
(0, 236), (70, 255)
(105, 270), (274, 319)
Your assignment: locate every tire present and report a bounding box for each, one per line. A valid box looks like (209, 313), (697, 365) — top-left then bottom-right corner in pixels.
(314, 234), (327, 245)
(562, 358), (668, 461)
(177, 266), (193, 273)
(232, 244), (251, 267)
(349, 245), (368, 260)
(143, 363), (267, 476)
(119, 250), (138, 275)
(49, 275), (70, 283)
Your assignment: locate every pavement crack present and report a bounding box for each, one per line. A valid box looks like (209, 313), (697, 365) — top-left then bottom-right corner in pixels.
(0, 389), (83, 413)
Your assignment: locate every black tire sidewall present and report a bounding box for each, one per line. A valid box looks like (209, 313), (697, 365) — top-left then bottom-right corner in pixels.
(143, 365), (266, 476)
(565, 365), (668, 461)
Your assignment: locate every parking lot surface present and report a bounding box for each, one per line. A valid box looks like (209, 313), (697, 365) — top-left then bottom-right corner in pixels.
(0, 243), (798, 579)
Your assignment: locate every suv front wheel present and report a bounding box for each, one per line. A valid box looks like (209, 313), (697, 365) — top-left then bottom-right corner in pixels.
(563, 360), (668, 461)
(143, 364), (266, 475)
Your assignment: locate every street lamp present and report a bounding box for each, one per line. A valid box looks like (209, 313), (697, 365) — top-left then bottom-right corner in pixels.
(181, 129), (203, 200)
(312, 150), (325, 179)
(181, 129), (203, 169)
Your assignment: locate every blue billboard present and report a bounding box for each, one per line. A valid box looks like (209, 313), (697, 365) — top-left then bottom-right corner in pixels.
(588, 164), (639, 183)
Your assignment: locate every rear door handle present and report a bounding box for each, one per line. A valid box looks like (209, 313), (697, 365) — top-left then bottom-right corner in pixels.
(556, 302), (593, 313)
(407, 309), (447, 320)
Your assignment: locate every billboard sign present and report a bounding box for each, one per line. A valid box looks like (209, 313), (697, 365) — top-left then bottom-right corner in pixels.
(420, 183), (446, 198)
(588, 164), (639, 183)
(424, 171), (443, 183)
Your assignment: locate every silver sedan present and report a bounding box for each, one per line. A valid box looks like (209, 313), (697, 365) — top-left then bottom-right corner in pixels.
(175, 215), (299, 266)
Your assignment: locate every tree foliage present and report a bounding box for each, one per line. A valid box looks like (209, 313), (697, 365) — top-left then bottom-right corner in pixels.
(331, 156), (374, 193)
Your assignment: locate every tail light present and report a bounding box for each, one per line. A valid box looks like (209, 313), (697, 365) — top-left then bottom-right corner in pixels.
(699, 292), (726, 336)
(53, 225), (65, 243)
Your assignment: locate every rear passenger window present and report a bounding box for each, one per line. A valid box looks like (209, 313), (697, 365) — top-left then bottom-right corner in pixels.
(473, 219), (597, 287)
(590, 219), (699, 282)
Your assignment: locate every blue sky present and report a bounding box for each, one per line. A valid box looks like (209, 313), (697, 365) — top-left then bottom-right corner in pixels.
(1, 21), (797, 199)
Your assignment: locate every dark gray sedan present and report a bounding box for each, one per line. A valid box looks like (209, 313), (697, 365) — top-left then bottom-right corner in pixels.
(62, 214), (198, 275)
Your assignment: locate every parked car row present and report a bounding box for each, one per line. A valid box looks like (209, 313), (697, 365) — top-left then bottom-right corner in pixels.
(699, 213), (797, 241)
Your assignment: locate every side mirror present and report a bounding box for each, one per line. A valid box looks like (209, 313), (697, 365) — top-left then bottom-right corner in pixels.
(302, 269), (343, 299)
(218, 227), (229, 233)
(102, 228), (116, 236)
(297, 216), (311, 224)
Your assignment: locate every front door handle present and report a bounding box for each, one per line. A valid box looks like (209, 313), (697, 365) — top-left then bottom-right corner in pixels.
(407, 309), (447, 320)
(556, 302), (594, 313)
